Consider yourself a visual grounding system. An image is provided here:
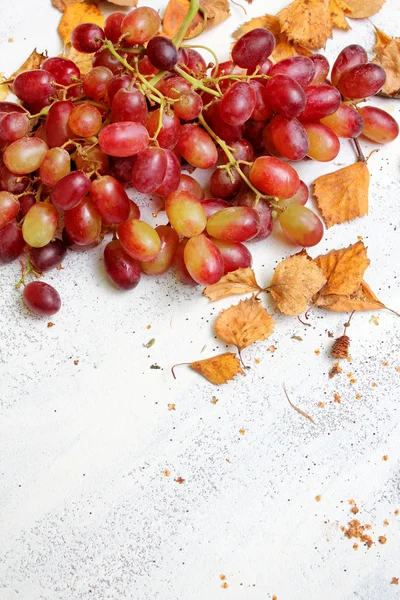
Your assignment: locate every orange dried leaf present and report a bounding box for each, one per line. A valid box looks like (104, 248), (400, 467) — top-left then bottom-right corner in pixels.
(330, 0), (352, 30)
(270, 251), (326, 316)
(108, 0), (138, 6)
(10, 49), (47, 79)
(233, 14), (280, 39)
(190, 353), (244, 385)
(315, 280), (386, 312)
(63, 47), (94, 75)
(163, 0), (229, 39)
(314, 240), (370, 297)
(0, 75), (8, 102)
(215, 296), (275, 352)
(58, 3), (104, 45)
(51, 0), (100, 12)
(203, 267), (262, 302)
(372, 29), (400, 97)
(278, 0), (332, 50)
(314, 162), (369, 228)
(345, 0), (385, 18)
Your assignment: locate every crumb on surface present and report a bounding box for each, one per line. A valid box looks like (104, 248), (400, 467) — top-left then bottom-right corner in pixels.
(343, 519), (373, 548)
(317, 401), (325, 408)
(334, 393), (341, 403)
(315, 495), (321, 502)
(379, 536), (387, 545)
(175, 477), (185, 484)
(371, 382), (377, 387)
(74, 359), (79, 365)
(47, 322), (54, 328)
(210, 396), (218, 404)
(350, 378), (357, 385)
(391, 577), (399, 585)
(314, 349), (320, 355)
(353, 543), (359, 550)
(219, 574), (226, 581)
(382, 361), (389, 366)
(268, 345), (277, 353)
(384, 519), (389, 527)
(356, 394), (361, 400)
(395, 509), (399, 516)
(351, 506), (359, 515)
(382, 455), (389, 461)
(239, 428), (245, 436)
(163, 470), (170, 477)
(168, 404), (176, 411)
(221, 582), (229, 589)
(146, 324), (151, 329)
(254, 358), (260, 364)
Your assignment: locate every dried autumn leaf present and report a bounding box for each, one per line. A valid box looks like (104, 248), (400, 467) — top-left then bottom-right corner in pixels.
(270, 251), (326, 316)
(63, 46), (94, 75)
(215, 296), (275, 353)
(10, 49), (47, 80)
(0, 75), (8, 102)
(163, 0), (230, 39)
(315, 280), (386, 312)
(58, 2), (105, 45)
(313, 162), (369, 228)
(278, 0), (332, 51)
(108, 0), (138, 6)
(190, 353), (244, 384)
(314, 241), (369, 297)
(51, 0), (99, 12)
(330, 0), (352, 30)
(345, 0), (385, 18)
(372, 29), (400, 97)
(203, 267), (262, 302)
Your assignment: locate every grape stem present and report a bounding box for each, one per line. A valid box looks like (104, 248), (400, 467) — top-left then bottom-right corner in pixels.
(174, 65), (221, 97)
(181, 43), (219, 73)
(15, 257), (41, 289)
(353, 137), (366, 163)
(173, 0), (200, 48)
(197, 113), (282, 211)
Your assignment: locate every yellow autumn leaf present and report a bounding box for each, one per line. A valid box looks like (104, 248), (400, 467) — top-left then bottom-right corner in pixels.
(0, 74), (8, 102)
(330, 0), (352, 30)
(58, 2), (105, 45)
(63, 46), (94, 75)
(163, 0), (230, 39)
(203, 267), (262, 302)
(372, 28), (400, 97)
(315, 280), (386, 312)
(277, 0), (332, 50)
(10, 49), (47, 80)
(345, 0), (385, 18)
(314, 241), (370, 297)
(190, 353), (244, 384)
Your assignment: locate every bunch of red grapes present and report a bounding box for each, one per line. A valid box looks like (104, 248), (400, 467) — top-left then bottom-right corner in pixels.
(0, 6), (398, 317)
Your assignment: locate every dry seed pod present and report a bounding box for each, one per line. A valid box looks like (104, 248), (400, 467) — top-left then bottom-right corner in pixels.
(331, 334), (350, 359)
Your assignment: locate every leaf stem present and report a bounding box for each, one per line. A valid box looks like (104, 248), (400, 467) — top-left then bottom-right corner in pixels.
(353, 137), (366, 163)
(174, 65), (221, 97)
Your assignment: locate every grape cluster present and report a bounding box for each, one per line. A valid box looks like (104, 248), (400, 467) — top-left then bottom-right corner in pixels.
(0, 7), (398, 316)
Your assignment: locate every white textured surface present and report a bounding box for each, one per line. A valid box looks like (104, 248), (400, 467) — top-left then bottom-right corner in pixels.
(1, 1), (400, 599)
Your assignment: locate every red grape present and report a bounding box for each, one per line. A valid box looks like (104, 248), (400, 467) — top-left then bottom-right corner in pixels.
(211, 237), (252, 274)
(107, 74), (131, 104)
(265, 74), (306, 119)
(176, 174), (204, 200)
(331, 44), (368, 87)
(184, 234), (224, 285)
(270, 56), (316, 87)
(13, 69), (54, 103)
(0, 112), (29, 143)
(201, 198), (231, 218)
(177, 124), (218, 169)
(265, 115), (309, 161)
(220, 82), (256, 126)
(337, 63), (386, 99)
(206, 100), (244, 144)
(358, 106), (399, 143)
(42, 57), (80, 86)
(146, 36), (178, 70)
(321, 103), (364, 138)
(83, 66), (113, 101)
(111, 87), (148, 125)
(155, 150), (181, 197)
(166, 190), (206, 237)
(74, 145), (109, 176)
(45, 100), (74, 148)
(109, 156), (135, 183)
(4, 137), (48, 174)
(23, 281), (61, 316)
(206, 206), (260, 242)
(118, 218), (161, 261)
(0, 159), (29, 194)
(104, 12), (125, 44)
(175, 239), (198, 286)
(309, 54), (330, 85)
(249, 80), (273, 121)
(92, 48), (125, 75)
(39, 147), (71, 187)
(90, 175), (130, 223)
(235, 192), (273, 240)
(209, 167), (242, 199)
(249, 156), (300, 199)
(0, 191), (20, 229)
(71, 23), (105, 53)
(279, 205), (323, 247)
(121, 7), (161, 45)
(174, 90), (203, 121)
(30, 238), (67, 272)
(184, 49), (207, 74)
(99, 122), (149, 157)
(64, 198), (102, 246)
(231, 28), (275, 70)
(132, 147), (167, 194)
(303, 122), (340, 161)
(0, 221), (25, 264)
(141, 225), (179, 275)
(279, 180), (309, 208)
(299, 84), (341, 121)
(146, 109), (181, 149)
(52, 170), (91, 210)
(103, 239), (141, 290)
(68, 103), (102, 137)
(17, 194), (36, 219)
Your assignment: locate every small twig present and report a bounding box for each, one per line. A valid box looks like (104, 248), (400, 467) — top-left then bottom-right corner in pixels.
(283, 384), (315, 425)
(353, 137), (366, 163)
(297, 315), (311, 327)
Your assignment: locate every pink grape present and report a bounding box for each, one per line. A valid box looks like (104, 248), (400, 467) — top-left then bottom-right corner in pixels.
(235, 192), (273, 240)
(146, 109), (181, 149)
(111, 87), (148, 125)
(321, 103), (364, 138)
(249, 156), (300, 199)
(331, 44), (368, 87)
(337, 63), (386, 99)
(23, 281), (61, 316)
(166, 190), (207, 237)
(299, 84), (341, 121)
(309, 54), (330, 85)
(231, 28), (275, 70)
(176, 174), (204, 200)
(103, 239), (141, 290)
(99, 122), (149, 157)
(358, 106), (399, 143)
(121, 7), (161, 45)
(118, 218), (161, 262)
(132, 147), (167, 194)
(104, 12), (125, 44)
(90, 175), (131, 223)
(141, 225), (179, 275)
(4, 137), (48, 175)
(279, 181), (309, 208)
(45, 100), (74, 148)
(220, 82), (256, 126)
(201, 198), (231, 218)
(0, 191), (20, 229)
(279, 205), (323, 247)
(0, 112), (30, 143)
(177, 125), (218, 169)
(304, 122), (340, 161)
(42, 57), (80, 86)
(39, 147), (71, 187)
(183, 234), (224, 285)
(64, 198), (102, 246)
(265, 74), (306, 119)
(206, 206), (260, 242)
(211, 238), (252, 274)
(265, 115), (310, 161)
(269, 56), (316, 87)
(155, 150), (181, 197)
(68, 103), (102, 137)
(175, 239), (198, 286)
(13, 69), (54, 103)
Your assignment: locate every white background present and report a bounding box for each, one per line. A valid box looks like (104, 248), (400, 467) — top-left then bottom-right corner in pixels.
(1, 1), (400, 599)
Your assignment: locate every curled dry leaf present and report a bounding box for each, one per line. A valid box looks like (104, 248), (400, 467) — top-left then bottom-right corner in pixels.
(315, 280), (386, 312)
(58, 2), (105, 45)
(344, 0), (385, 18)
(330, 0), (352, 30)
(51, 0), (99, 13)
(270, 250), (326, 316)
(203, 267), (262, 302)
(372, 28), (400, 97)
(215, 296), (275, 353)
(314, 241), (370, 297)
(313, 162), (369, 228)
(163, 0), (230, 39)
(190, 352), (244, 384)
(10, 49), (47, 80)
(277, 0), (332, 51)
(63, 46), (94, 75)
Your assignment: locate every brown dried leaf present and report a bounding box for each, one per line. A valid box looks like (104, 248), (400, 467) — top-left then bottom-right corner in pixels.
(58, 3), (104, 45)
(278, 0), (332, 50)
(270, 251), (326, 316)
(314, 241), (370, 297)
(215, 296), (275, 352)
(52, 0), (100, 12)
(315, 280), (386, 312)
(345, 0), (385, 18)
(163, 0), (230, 39)
(330, 0), (352, 30)
(63, 46), (94, 75)
(203, 267), (262, 302)
(190, 353), (244, 384)
(108, 0), (138, 6)
(10, 49), (47, 79)
(233, 14), (280, 39)
(313, 162), (369, 228)
(372, 29), (400, 97)
(0, 75), (8, 102)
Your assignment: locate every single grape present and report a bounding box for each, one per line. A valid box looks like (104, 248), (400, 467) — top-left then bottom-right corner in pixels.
(107, 74), (131, 105)
(155, 150), (181, 197)
(270, 56), (316, 87)
(74, 145), (109, 176)
(184, 234), (224, 285)
(0, 112), (29, 143)
(30, 239), (67, 272)
(103, 239), (141, 290)
(309, 54), (330, 85)
(138, 56), (159, 76)
(146, 108), (181, 149)
(121, 7), (161, 44)
(68, 103), (102, 138)
(265, 115), (310, 161)
(159, 75), (191, 99)
(0, 159), (29, 194)
(331, 44), (368, 87)
(337, 63), (386, 99)
(132, 147), (167, 194)
(303, 122), (340, 161)
(231, 28), (275, 70)
(0, 221), (25, 264)
(71, 23), (105, 53)
(128, 200), (140, 220)
(98, 122), (149, 157)
(176, 174), (204, 200)
(166, 190), (207, 237)
(22, 202), (58, 248)
(62, 227), (103, 251)
(13, 69), (54, 103)
(174, 239), (198, 286)
(4, 137), (48, 175)
(111, 87), (148, 125)
(209, 168), (242, 199)
(249, 80), (273, 121)
(226, 138), (254, 163)
(206, 206), (260, 242)
(220, 82), (256, 126)
(177, 124), (218, 169)
(184, 49), (207, 74)
(174, 90), (203, 121)
(39, 147), (71, 187)
(265, 74), (306, 119)
(235, 192), (273, 240)
(64, 198), (102, 246)
(83, 66), (113, 101)
(279, 205), (323, 247)
(23, 281), (61, 316)
(321, 103), (364, 138)
(104, 11), (125, 44)
(42, 57), (80, 86)
(141, 225), (179, 275)
(299, 84), (341, 121)
(210, 238), (252, 274)
(118, 218), (161, 262)
(249, 156), (300, 199)
(146, 36), (178, 70)
(0, 191), (20, 229)
(52, 170), (91, 210)
(358, 106), (399, 143)
(17, 194), (36, 219)
(92, 48), (125, 75)
(90, 175), (130, 223)
(45, 100), (74, 148)
(201, 198), (231, 218)
(205, 100), (244, 144)
(279, 181), (309, 208)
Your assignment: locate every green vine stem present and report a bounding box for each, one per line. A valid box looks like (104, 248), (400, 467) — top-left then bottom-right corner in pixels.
(181, 43), (219, 72)
(173, 0), (200, 48)
(174, 65), (221, 97)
